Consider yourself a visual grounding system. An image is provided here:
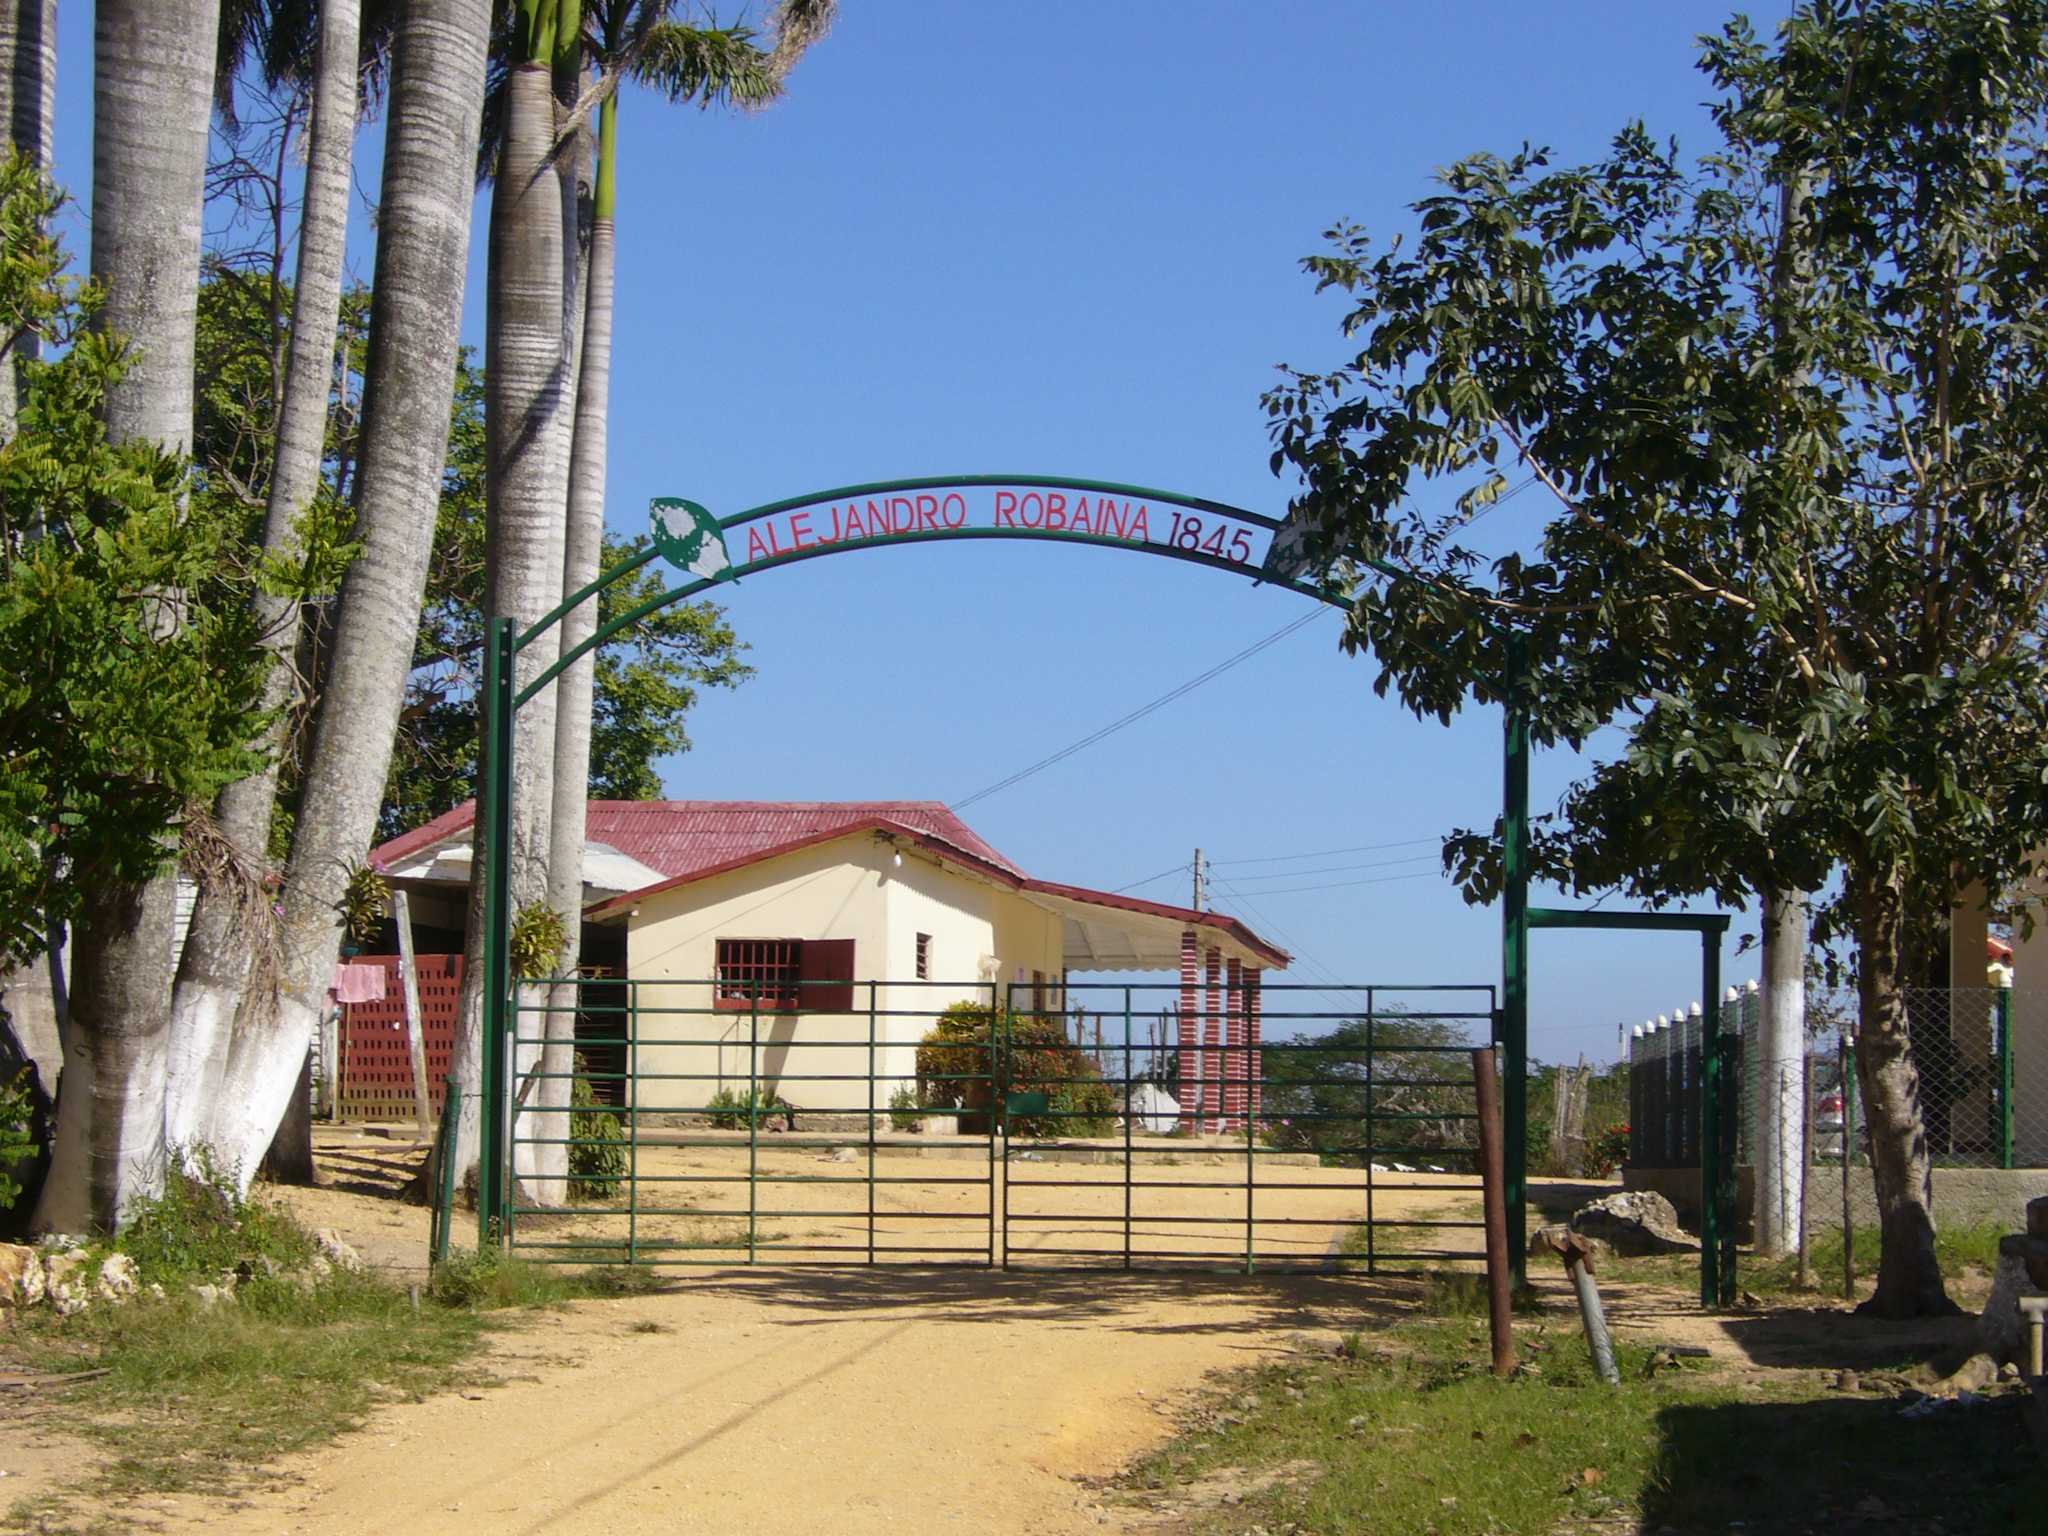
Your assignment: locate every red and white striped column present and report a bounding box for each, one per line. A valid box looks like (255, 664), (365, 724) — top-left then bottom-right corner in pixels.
(1225, 957), (1246, 1130)
(1203, 946), (1223, 1133)
(1177, 929), (1198, 1128)
(1236, 974), (1253, 1130)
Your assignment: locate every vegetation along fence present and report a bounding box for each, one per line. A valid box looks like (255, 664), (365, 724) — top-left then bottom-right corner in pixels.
(494, 978), (1497, 1273)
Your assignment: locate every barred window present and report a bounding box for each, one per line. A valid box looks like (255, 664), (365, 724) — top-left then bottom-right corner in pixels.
(715, 937), (855, 1012)
(915, 932), (932, 980)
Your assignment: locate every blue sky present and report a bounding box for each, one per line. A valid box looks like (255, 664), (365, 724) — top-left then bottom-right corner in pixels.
(48, 1), (1798, 1060)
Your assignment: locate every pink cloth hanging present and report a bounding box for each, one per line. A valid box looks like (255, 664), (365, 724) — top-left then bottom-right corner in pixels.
(331, 962), (387, 1005)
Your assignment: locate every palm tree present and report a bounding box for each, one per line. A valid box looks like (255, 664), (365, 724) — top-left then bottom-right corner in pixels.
(34, 0), (222, 1235)
(167, 0), (368, 1160)
(445, 1), (833, 1200)
(207, 0), (494, 1189)
(0, 2), (62, 1106)
(0, 0), (54, 441)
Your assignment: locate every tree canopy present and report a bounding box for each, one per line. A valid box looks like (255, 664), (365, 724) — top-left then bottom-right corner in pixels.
(1265, 0), (2048, 1315)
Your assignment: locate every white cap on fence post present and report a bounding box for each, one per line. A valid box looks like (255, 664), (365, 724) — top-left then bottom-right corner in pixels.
(1745, 978), (1759, 994)
(1725, 986), (1739, 1003)
(1689, 1001), (1703, 1019)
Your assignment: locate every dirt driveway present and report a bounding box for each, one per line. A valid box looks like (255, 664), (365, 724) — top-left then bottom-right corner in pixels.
(116, 1132), (1488, 1536)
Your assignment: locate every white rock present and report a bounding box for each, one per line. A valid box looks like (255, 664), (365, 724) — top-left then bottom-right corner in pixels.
(96, 1253), (138, 1302)
(0, 1243), (44, 1307)
(315, 1229), (365, 1274)
(191, 1283), (236, 1308)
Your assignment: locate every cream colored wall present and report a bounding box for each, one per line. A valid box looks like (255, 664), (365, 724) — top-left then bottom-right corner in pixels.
(621, 835), (1067, 1116)
(625, 834), (892, 1114)
(989, 887), (1066, 1013)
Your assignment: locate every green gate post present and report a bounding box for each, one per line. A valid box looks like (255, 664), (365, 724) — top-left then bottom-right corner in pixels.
(478, 617), (515, 1247)
(1500, 637), (1531, 1291)
(1699, 932), (1735, 1308)
(1998, 988), (2015, 1171)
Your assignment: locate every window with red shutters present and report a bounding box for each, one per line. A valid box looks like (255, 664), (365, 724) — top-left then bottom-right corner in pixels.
(715, 937), (856, 1013)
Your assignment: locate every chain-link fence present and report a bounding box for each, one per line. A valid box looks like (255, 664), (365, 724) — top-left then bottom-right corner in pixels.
(1629, 986), (2048, 1287)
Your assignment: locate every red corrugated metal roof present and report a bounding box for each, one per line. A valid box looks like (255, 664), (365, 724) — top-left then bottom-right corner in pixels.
(372, 800), (1023, 880)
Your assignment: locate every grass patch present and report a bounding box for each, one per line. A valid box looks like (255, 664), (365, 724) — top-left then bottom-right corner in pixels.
(1, 1181), (672, 1526)
(1123, 1314), (2048, 1534)
(1745, 1218), (2007, 1297)
(6, 1270), (490, 1504)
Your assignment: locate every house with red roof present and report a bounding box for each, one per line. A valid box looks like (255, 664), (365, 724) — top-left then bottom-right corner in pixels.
(366, 801), (1285, 1126)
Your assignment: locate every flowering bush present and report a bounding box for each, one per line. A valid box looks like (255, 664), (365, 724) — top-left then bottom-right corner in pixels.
(1585, 1121), (1631, 1177)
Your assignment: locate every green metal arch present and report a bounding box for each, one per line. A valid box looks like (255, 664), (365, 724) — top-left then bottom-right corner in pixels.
(513, 473), (1464, 710)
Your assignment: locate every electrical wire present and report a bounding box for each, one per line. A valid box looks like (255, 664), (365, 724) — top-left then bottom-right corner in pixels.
(951, 609), (1328, 811)
(1110, 862), (1192, 895)
(1222, 851), (1441, 884)
(1226, 868), (1443, 898)
(1209, 837), (1439, 868)
(1210, 880), (1352, 992)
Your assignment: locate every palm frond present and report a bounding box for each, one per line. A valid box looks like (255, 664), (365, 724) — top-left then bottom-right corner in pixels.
(631, 19), (780, 111)
(766, 0), (836, 81)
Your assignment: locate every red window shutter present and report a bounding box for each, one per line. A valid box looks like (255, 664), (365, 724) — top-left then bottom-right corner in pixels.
(801, 938), (856, 1013)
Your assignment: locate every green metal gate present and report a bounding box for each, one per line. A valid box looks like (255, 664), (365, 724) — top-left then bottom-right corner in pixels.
(500, 977), (1495, 1274)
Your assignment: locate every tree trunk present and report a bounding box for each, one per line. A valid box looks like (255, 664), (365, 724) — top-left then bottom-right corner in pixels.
(0, 0), (55, 439)
(1850, 867), (1957, 1318)
(448, 51), (576, 1200)
(257, 1051), (317, 1185)
(1754, 888), (1806, 1257)
(35, 0), (217, 1235)
(33, 882), (178, 1233)
(541, 99), (612, 1208)
(168, 0), (365, 1157)
(207, 0), (492, 1193)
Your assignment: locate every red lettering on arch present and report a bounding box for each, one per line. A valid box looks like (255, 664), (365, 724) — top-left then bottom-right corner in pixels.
(890, 496), (915, 533)
(1044, 492), (1068, 531)
(747, 526), (772, 563)
(915, 493), (940, 530)
(1130, 505), (1150, 541)
(942, 493), (968, 527)
(1019, 492), (1044, 528)
(994, 490), (1019, 527)
(1069, 498), (1093, 534)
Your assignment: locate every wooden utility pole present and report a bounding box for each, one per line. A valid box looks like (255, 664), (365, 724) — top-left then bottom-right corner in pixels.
(394, 889), (433, 1141)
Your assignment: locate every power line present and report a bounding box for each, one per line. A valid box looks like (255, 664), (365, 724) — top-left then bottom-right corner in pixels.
(1110, 862), (1191, 895)
(1229, 868), (1443, 898)
(1209, 836), (1439, 868)
(1224, 851), (1441, 884)
(1210, 879), (1351, 992)
(951, 609), (1328, 811)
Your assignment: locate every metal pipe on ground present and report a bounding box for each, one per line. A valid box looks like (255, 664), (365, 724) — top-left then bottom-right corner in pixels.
(1471, 1047), (1515, 1377)
(1531, 1225), (1621, 1386)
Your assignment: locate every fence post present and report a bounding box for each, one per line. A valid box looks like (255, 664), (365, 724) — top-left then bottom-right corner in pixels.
(1840, 1031), (1856, 1299)
(1998, 988), (2015, 1172)
(1471, 1046), (1516, 1377)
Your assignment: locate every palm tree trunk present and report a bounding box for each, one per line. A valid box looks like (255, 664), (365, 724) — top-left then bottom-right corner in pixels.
(0, 0), (60, 1101)
(541, 89), (614, 1208)
(167, 0), (365, 1158)
(1850, 865), (1958, 1318)
(449, 26), (578, 1200)
(34, 0), (217, 1236)
(0, 0), (54, 441)
(208, 0), (492, 1192)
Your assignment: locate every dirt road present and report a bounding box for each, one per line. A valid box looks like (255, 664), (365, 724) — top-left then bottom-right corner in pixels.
(108, 1140), (1485, 1536)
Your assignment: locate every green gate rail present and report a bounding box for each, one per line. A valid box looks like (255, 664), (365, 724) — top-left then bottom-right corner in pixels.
(499, 977), (1495, 1273)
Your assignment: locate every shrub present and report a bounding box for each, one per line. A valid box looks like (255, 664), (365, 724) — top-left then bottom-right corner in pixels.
(887, 1085), (923, 1132)
(116, 1152), (317, 1287)
(569, 1054), (626, 1201)
(704, 1086), (795, 1131)
(1584, 1121), (1631, 1177)
(914, 1001), (1115, 1137)
(0, 1068), (35, 1212)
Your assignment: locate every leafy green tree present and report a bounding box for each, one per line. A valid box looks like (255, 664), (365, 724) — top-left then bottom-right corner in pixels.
(0, 158), (291, 1230)
(1261, 1015), (1482, 1170)
(1266, 0), (2048, 1316)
